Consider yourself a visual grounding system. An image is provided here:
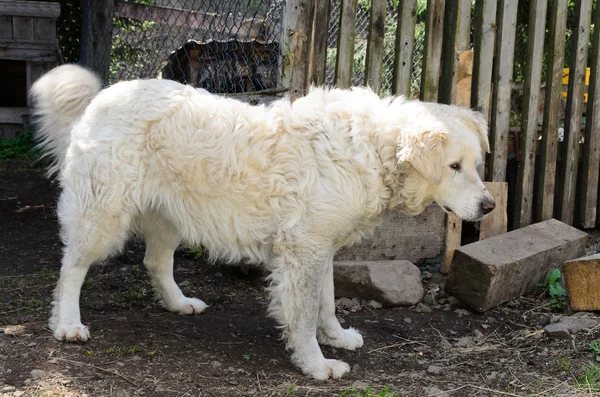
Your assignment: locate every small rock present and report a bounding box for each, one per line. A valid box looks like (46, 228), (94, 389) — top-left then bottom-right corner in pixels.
(229, 380), (238, 385)
(544, 314), (598, 338)
(367, 300), (383, 309)
(210, 360), (222, 369)
(1, 386), (16, 393)
(338, 318), (346, 324)
(177, 280), (191, 287)
(486, 372), (498, 381)
(473, 329), (484, 338)
(506, 300), (520, 307)
(427, 365), (443, 375)
(404, 317), (412, 324)
(440, 338), (453, 349)
(486, 316), (497, 323)
(413, 303), (432, 313)
(454, 308), (470, 317)
(425, 387), (449, 397)
(30, 369), (44, 380)
(544, 323), (571, 339)
(24, 379), (32, 386)
(446, 296), (460, 305)
(423, 293), (436, 304)
(337, 297), (360, 311)
(352, 364), (360, 372)
(421, 271), (432, 280)
(14, 391), (25, 397)
(131, 355), (142, 361)
(455, 336), (475, 348)
(351, 380), (369, 389)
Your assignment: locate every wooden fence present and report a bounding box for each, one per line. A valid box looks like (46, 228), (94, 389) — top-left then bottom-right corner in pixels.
(279, 0), (600, 236)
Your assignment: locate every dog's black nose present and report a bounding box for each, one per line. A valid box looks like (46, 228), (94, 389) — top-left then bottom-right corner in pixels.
(481, 197), (496, 214)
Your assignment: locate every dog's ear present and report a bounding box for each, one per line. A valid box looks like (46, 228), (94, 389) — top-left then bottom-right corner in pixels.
(397, 128), (447, 185)
(456, 108), (490, 154)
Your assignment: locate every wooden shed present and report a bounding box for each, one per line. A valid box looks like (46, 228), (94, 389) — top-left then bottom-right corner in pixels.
(0, 0), (60, 138)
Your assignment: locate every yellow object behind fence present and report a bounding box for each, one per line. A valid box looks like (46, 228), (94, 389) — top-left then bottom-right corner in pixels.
(562, 67), (590, 102)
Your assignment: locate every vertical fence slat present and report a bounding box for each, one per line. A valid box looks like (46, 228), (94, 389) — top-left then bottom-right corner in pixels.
(581, 2), (600, 227)
(535, 0), (568, 222)
(280, 0), (315, 96)
(392, 0), (417, 96)
(513, 0), (548, 229)
(488, 0), (518, 182)
(438, 0), (470, 105)
(335, 0), (358, 88)
(420, 0), (445, 102)
(364, 0), (387, 93)
(557, 0), (593, 225)
(309, 0), (330, 86)
(471, 0), (496, 118)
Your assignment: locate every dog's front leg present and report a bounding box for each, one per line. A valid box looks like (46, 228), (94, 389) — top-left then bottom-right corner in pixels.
(267, 245), (351, 380)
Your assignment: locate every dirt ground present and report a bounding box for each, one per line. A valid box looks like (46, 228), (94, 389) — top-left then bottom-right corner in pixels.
(1, 159), (599, 397)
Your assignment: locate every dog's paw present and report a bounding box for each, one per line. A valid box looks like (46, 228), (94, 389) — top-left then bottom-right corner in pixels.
(303, 359), (351, 380)
(318, 327), (364, 350)
(165, 297), (208, 315)
(53, 323), (90, 342)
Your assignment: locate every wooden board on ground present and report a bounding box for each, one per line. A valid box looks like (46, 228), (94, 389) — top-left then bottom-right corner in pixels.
(564, 253), (600, 311)
(479, 181), (508, 240)
(441, 213), (462, 274)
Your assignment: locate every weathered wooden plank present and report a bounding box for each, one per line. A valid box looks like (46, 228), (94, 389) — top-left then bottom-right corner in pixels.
(335, 0), (358, 88)
(513, 0), (548, 229)
(441, 213), (461, 274)
(564, 253), (600, 311)
(534, 0), (567, 222)
(580, 3), (600, 228)
(335, 206), (445, 264)
(479, 182), (508, 240)
(557, 0), (593, 225)
(33, 17), (55, 43)
(0, 43), (57, 62)
(446, 219), (588, 312)
(12, 16), (33, 41)
(420, 0), (445, 102)
(0, 107), (28, 124)
(364, 0), (386, 93)
(0, 0), (60, 18)
(471, 0), (496, 115)
(280, 0), (315, 96)
(488, 0), (518, 182)
(0, 16), (12, 39)
(308, 0), (330, 86)
(392, 0), (417, 97)
(438, 0), (471, 105)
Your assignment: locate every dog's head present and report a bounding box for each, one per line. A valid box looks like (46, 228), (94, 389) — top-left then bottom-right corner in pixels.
(391, 101), (495, 222)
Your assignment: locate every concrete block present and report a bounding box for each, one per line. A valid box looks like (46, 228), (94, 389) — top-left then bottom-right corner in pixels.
(445, 219), (588, 312)
(335, 205), (445, 264)
(333, 260), (424, 306)
(564, 253), (600, 311)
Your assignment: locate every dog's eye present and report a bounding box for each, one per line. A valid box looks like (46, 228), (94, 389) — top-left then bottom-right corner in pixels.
(449, 163), (461, 171)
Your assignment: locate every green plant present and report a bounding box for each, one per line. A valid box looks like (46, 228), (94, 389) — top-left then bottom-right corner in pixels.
(577, 364), (600, 391)
(286, 385), (295, 395)
(242, 353), (251, 361)
(589, 340), (600, 362)
(126, 345), (140, 354)
(106, 346), (122, 355)
(557, 355), (571, 372)
(0, 128), (38, 160)
(186, 248), (205, 259)
(537, 268), (568, 310)
(214, 295), (230, 304)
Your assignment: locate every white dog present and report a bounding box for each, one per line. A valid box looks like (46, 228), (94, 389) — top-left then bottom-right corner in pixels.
(30, 64), (495, 380)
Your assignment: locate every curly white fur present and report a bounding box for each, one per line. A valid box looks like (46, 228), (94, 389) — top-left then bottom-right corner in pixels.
(30, 64), (494, 380)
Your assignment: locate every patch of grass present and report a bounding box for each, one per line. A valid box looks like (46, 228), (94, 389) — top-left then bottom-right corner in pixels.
(83, 349), (95, 357)
(186, 248), (205, 259)
(577, 364), (600, 391)
(242, 353), (251, 361)
(340, 386), (398, 397)
(106, 346), (122, 355)
(286, 385), (295, 395)
(0, 128), (39, 160)
(38, 268), (57, 281)
(589, 340), (600, 362)
(116, 285), (151, 307)
(557, 356), (572, 373)
(537, 268), (568, 311)
(125, 344), (140, 354)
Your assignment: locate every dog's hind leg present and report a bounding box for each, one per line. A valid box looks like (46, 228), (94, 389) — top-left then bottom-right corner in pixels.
(316, 256), (364, 350)
(267, 244), (351, 380)
(139, 215), (207, 315)
(51, 198), (131, 342)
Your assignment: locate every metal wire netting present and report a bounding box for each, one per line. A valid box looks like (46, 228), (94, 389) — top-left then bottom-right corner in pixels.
(324, 0), (424, 98)
(110, 0), (283, 93)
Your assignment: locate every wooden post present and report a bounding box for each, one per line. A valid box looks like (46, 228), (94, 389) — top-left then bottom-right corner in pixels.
(513, 0), (548, 229)
(392, 0), (417, 97)
(487, 0), (518, 183)
(364, 0), (386, 94)
(535, 0), (568, 222)
(420, 0), (445, 102)
(79, 0), (115, 85)
(279, 0), (315, 97)
(471, 0), (496, 118)
(581, 2), (600, 228)
(308, 0), (330, 86)
(335, 0), (358, 88)
(438, 0), (471, 105)
(556, 0), (593, 225)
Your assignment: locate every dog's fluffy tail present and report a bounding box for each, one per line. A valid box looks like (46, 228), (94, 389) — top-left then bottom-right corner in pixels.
(29, 64), (102, 177)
